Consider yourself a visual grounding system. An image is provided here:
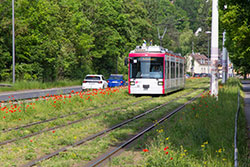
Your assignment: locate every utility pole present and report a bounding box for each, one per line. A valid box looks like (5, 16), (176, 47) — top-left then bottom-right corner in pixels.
(157, 27), (167, 47)
(222, 31), (228, 84)
(12, 0), (15, 84)
(210, 0), (219, 97)
(205, 31), (211, 74)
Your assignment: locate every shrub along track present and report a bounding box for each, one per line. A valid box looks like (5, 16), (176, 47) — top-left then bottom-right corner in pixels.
(0, 97), (152, 146)
(20, 88), (204, 167)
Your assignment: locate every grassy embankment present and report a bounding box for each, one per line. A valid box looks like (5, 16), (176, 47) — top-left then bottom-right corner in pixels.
(109, 78), (248, 167)
(1, 78), (239, 166)
(0, 80), (81, 92)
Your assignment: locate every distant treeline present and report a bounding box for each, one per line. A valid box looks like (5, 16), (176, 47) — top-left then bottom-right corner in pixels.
(0, 0), (211, 82)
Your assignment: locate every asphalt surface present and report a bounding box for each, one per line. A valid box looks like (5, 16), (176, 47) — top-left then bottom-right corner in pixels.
(241, 80), (250, 152)
(0, 86), (82, 102)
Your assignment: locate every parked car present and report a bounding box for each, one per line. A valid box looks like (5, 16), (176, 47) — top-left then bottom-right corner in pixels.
(82, 74), (108, 90)
(185, 74), (190, 78)
(200, 73), (208, 77)
(107, 74), (126, 87)
(193, 73), (201, 77)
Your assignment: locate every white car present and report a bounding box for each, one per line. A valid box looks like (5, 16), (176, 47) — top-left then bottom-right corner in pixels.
(82, 75), (108, 90)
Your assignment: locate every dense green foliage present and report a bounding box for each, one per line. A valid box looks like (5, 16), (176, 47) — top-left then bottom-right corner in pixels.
(0, 0), (211, 82)
(219, 0), (250, 78)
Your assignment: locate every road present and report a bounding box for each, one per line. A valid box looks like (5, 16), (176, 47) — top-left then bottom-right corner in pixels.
(0, 86), (82, 102)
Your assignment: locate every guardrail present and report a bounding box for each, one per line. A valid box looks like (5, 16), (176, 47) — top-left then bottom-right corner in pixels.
(234, 88), (240, 167)
(0, 84), (12, 87)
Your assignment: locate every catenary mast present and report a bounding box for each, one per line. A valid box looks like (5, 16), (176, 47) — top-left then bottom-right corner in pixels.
(210, 0), (219, 97)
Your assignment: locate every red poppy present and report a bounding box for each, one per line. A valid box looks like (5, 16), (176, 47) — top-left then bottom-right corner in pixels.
(170, 157), (173, 160)
(30, 140), (33, 142)
(165, 151), (168, 155)
(52, 130), (55, 133)
(143, 149), (149, 152)
(164, 148), (167, 151)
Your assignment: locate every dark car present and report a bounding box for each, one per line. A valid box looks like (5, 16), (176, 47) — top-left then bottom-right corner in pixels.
(107, 74), (126, 87)
(193, 73), (201, 77)
(200, 73), (208, 77)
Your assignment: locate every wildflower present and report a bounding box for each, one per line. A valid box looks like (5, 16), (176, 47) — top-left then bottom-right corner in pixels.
(74, 136), (77, 139)
(203, 141), (208, 145)
(30, 140), (33, 142)
(143, 149), (149, 152)
(184, 150), (187, 152)
(222, 158), (226, 161)
(165, 137), (169, 141)
(165, 151), (168, 155)
(52, 130), (55, 133)
(201, 144), (205, 148)
(170, 157), (173, 160)
(3, 116), (5, 119)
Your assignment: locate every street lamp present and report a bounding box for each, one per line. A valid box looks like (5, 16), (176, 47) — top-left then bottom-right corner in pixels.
(12, 0), (15, 84)
(205, 31), (211, 74)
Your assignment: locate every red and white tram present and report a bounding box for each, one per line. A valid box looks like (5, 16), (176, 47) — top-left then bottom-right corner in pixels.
(127, 45), (185, 95)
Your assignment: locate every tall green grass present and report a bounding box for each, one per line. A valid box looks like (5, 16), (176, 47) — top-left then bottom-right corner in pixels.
(0, 80), (82, 92)
(111, 78), (248, 167)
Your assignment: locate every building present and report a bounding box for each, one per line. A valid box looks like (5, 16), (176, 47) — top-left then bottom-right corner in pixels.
(186, 53), (211, 75)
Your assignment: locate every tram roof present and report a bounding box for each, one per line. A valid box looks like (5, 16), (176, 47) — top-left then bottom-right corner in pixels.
(130, 45), (184, 59)
(130, 45), (166, 53)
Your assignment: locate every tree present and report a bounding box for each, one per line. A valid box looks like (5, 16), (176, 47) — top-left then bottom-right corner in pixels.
(219, 0), (250, 78)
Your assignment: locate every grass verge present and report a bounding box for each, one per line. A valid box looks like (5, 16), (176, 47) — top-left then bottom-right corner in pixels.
(109, 78), (248, 167)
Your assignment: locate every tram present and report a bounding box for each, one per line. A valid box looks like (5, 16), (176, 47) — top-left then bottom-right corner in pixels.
(126, 44), (185, 95)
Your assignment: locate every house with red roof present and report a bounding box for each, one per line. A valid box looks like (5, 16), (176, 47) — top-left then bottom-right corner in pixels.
(186, 53), (211, 75)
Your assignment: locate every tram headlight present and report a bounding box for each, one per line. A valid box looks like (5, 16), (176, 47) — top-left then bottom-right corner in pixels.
(130, 81), (135, 85)
(158, 81), (163, 86)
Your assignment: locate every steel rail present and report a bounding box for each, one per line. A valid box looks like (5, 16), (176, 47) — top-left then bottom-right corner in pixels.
(0, 98), (151, 146)
(1, 97), (132, 133)
(234, 88), (240, 167)
(86, 91), (204, 167)
(21, 89), (197, 167)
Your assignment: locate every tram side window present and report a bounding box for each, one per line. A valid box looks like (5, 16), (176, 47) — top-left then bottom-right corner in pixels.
(179, 63), (183, 77)
(176, 62), (179, 78)
(171, 62), (175, 79)
(166, 60), (170, 79)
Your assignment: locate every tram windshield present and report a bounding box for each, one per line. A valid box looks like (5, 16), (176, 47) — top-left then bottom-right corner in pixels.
(130, 57), (163, 79)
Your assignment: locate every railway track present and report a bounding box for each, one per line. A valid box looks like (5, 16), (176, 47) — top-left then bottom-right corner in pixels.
(85, 91), (205, 167)
(1, 96), (134, 133)
(0, 97), (152, 146)
(20, 89), (203, 167)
